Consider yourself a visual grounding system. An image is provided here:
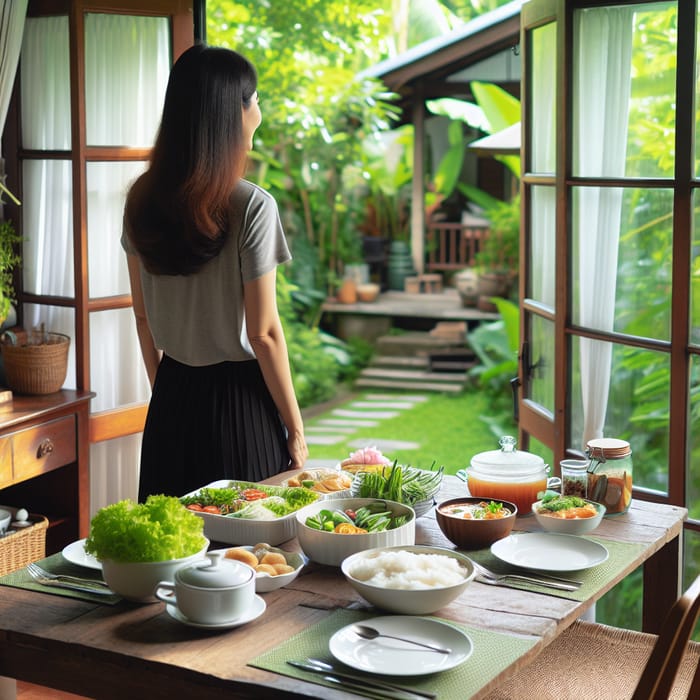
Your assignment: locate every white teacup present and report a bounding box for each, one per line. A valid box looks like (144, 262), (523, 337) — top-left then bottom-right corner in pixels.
(155, 551), (255, 625)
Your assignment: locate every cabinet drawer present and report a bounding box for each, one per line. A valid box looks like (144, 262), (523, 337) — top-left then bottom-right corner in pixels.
(0, 437), (11, 487)
(12, 416), (76, 481)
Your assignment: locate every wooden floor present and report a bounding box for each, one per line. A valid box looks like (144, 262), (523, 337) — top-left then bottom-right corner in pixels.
(322, 288), (499, 323)
(16, 682), (89, 699)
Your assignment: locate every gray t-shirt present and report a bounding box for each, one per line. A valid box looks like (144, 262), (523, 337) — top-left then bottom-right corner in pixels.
(122, 179), (291, 366)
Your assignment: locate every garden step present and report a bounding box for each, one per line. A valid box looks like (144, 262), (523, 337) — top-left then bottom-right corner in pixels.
(360, 367), (467, 383)
(376, 331), (468, 357)
(371, 355), (429, 368)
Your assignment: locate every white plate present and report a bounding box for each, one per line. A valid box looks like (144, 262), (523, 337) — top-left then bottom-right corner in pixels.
(329, 616), (473, 676)
(491, 532), (609, 572)
(165, 594), (266, 629)
(62, 539), (102, 571)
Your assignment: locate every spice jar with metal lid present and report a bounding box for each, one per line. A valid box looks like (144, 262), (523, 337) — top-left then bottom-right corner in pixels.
(560, 459), (589, 498)
(585, 438), (633, 515)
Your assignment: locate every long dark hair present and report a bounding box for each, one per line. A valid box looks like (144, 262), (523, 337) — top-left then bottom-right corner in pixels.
(125, 44), (257, 275)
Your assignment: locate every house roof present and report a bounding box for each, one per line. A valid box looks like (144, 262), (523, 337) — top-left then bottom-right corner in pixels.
(360, 0), (522, 111)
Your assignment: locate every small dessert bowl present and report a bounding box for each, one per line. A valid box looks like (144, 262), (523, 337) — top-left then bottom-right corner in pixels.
(155, 551), (255, 625)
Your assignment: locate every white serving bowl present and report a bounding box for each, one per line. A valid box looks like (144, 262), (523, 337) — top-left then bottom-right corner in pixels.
(101, 540), (210, 602)
(181, 480), (318, 545)
(341, 544), (476, 615)
(0, 508), (11, 533)
(214, 545), (306, 593)
(295, 498), (415, 567)
(532, 498), (606, 535)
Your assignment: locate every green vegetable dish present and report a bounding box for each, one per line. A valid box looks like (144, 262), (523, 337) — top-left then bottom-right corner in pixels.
(304, 501), (410, 533)
(85, 495), (207, 563)
(353, 462), (443, 505)
(180, 481), (319, 519)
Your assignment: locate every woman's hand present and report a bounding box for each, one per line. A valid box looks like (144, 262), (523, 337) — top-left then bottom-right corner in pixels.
(287, 430), (308, 470)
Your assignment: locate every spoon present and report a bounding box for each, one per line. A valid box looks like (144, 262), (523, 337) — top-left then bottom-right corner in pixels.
(352, 624), (452, 654)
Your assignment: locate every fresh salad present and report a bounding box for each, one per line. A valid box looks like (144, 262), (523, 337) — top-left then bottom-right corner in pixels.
(85, 495), (207, 563)
(180, 481), (318, 520)
(304, 500), (410, 534)
(353, 461), (443, 505)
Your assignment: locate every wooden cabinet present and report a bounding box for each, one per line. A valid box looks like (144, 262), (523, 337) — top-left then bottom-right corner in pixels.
(0, 391), (93, 554)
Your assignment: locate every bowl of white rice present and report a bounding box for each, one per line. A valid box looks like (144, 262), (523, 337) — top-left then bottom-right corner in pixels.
(341, 545), (476, 614)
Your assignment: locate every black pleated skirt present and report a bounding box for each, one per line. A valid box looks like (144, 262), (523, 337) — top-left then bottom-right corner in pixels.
(138, 355), (290, 501)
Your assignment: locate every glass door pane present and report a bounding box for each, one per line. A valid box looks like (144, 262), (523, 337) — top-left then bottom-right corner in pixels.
(85, 14), (170, 147)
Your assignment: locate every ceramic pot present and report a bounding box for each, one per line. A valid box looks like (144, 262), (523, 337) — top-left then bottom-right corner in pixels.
(337, 278), (357, 304)
(454, 269), (479, 307)
(387, 241), (416, 291)
(155, 551), (255, 624)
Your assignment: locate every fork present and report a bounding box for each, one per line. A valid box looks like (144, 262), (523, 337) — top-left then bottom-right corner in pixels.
(26, 562), (113, 592)
(469, 558), (582, 591)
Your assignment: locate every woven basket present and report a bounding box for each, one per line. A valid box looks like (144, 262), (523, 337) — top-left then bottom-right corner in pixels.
(1, 332), (70, 395)
(0, 513), (48, 576)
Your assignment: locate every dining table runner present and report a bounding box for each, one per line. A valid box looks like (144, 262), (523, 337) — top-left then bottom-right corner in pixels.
(466, 535), (647, 601)
(0, 551), (122, 604)
(250, 607), (537, 699)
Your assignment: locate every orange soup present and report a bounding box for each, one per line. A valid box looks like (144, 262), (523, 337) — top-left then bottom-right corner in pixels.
(467, 476), (546, 514)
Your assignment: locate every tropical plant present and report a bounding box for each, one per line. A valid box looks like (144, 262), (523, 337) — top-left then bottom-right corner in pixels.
(473, 194), (520, 274)
(0, 219), (21, 324)
(359, 125), (414, 242)
(467, 296), (519, 399)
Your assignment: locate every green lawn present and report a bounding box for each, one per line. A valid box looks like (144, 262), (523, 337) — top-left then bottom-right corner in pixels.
(304, 388), (517, 474)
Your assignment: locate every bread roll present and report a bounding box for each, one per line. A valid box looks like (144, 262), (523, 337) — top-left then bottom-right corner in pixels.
(260, 552), (287, 567)
(224, 547), (258, 568)
(256, 564), (277, 576)
(273, 563), (295, 575)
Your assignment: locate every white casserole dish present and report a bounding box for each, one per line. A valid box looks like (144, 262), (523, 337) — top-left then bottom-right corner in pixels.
(181, 479), (316, 546)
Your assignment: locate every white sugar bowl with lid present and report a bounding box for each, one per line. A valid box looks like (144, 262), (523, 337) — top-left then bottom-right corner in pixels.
(460, 436), (560, 515)
(155, 551), (255, 625)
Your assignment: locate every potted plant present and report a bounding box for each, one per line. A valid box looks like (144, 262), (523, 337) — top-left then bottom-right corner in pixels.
(474, 194), (520, 300)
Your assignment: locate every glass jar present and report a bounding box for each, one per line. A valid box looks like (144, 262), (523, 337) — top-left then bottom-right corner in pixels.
(466, 436), (560, 515)
(585, 438), (633, 516)
(560, 459), (589, 498)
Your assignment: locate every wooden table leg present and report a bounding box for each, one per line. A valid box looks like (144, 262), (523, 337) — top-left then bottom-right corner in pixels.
(643, 533), (682, 633)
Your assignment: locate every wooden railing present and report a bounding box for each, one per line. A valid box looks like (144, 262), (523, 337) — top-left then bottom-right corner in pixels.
(425, 221), (489, 272)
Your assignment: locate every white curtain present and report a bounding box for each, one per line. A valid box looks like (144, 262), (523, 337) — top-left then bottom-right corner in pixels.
(0, 0), (27, 148)
(529, 21), (556, 309)
(573, 7), (634, 448)
(0, 0), (27, 219)
(21, 14), (170, 514)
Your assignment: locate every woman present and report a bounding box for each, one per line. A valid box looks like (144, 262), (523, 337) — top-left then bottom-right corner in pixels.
(122, 44), (307, 501)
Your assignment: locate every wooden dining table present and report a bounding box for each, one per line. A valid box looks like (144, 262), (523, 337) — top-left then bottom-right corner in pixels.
(0, 473), (687, 699)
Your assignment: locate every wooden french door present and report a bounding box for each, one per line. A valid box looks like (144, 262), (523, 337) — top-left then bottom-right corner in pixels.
(2, 1), (193, 507)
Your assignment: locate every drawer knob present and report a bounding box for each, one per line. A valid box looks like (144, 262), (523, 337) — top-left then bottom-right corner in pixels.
(37, 439), (54, 458)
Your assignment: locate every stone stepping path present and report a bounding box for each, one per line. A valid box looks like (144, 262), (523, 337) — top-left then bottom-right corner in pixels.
(305, 392), (427, 451)
(332, 408), (401, 420)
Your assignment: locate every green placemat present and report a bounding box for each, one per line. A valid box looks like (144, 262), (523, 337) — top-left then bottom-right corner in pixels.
(467, 536), (647, 601)
(0, 551), (122, 604)
(250, 608), (536, 699)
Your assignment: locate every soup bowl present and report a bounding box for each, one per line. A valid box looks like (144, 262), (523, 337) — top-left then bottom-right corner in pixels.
(436, 497), (517, 549)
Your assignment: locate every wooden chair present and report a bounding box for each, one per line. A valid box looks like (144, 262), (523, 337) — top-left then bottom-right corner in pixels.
(483, 574), (700, 700)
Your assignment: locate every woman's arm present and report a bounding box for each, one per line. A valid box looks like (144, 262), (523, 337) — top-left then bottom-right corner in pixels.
(127, 253), (161, 388)
(244, 269), (308, 469)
